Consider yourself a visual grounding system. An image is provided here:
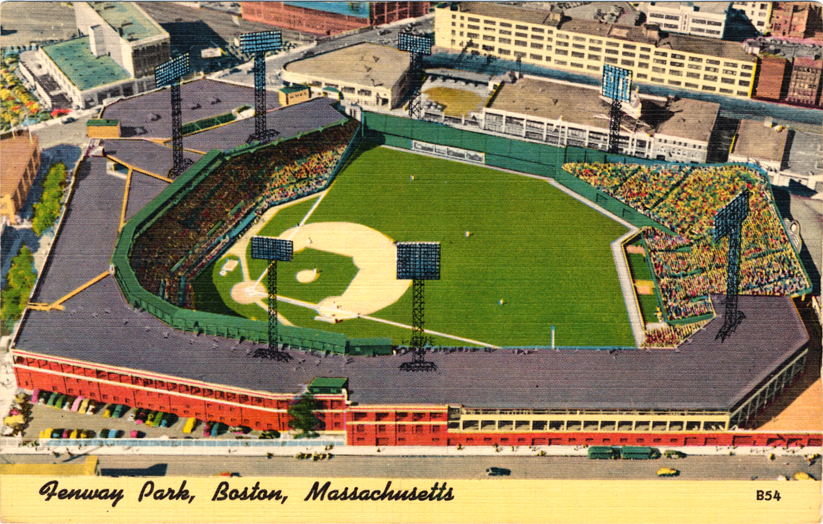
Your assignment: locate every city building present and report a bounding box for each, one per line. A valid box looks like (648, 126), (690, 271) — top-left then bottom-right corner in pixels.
(434, 2), (758, 99)
(278, 85), (311, 106)
(474, 76), (718, 163)
(241, 2), (430, 36)
(768, 2), (823, 40)
(755, 54), (791, 99)
(86, 119), (121, 139)
(0, 130), (40, 222)
(33, 2), (170, 109)
(732, 1), (773, 32)
(282, 43), (410, 108)
(639, 2), (731, 39)
(785, 56), (823, 105)
(728, 118), (789, 171)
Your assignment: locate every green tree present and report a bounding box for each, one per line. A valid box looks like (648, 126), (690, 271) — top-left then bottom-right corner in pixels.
(1, 244), (37, 330)
(32, 162), (67, 236)
(287, 392), (320, 437)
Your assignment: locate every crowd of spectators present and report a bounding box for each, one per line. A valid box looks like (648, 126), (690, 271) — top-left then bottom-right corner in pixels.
(642, 319), (709, 348)
(130, 120), (359, 302)
(563, 161), (811, 338)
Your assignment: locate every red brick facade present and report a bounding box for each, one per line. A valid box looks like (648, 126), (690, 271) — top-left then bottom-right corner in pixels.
(241, 2), (430, 37)
(12, 350), (821, 448)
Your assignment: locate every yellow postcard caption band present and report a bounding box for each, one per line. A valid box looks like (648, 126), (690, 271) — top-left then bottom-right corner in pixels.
(2, 476), (821, 523)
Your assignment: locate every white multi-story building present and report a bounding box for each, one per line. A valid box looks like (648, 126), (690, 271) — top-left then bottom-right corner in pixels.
(732, 1), (773, 32)
(466, 75), (719, 164)
(639, 2), (731, 38)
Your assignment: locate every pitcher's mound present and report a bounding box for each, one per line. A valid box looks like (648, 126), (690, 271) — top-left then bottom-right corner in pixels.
(231, 281), (266, 305)
(296, 268), (318, 283)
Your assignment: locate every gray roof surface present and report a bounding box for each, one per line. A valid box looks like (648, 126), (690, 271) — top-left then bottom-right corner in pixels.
(284, 43), (410, 88)
(101, 79), (276, 139)
(183, 97), (348, 153)
(730, 119), (789, 163)
(103, 139), (202, 176)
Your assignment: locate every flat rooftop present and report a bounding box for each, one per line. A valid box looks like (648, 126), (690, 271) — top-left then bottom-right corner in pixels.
(284, 43), (410, 88)
(731, 119), (789, 163)
(0, 132), (38, 199)
(283, 1), (370, 19)
(486, 76), (718, 142)
(88, 1), (164, 41)
(456, 2), (755, 62)
(41, 37), (131, 91)
(647, 2), (730, 16)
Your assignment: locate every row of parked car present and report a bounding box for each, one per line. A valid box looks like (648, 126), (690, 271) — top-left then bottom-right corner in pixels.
(36, 389), (97, 415)
(128, 408), (175, 428)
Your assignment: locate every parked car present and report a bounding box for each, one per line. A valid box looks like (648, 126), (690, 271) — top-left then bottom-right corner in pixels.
(51, 429), (62, 439)
(79, 398), (90, 414)
(136, 410), (148, 424)
(127, 409), (138, 422)
(61, 429), (70, 439)
(46, 392), (57, 407)
(793, 471), (814, 480)
(664, 450), (687, 459)
(108, 429), (119, 439)
(40, 428), (53, 439)
(53, 395), (66, 409)
(80, 429), (94, 438)
(69, 429), (79, 439)
(86, 401), (97, 415)
(485, 467), (511, 476)
(71, 397), (84, 412)
(112, 404), (128, 419)
(102, 405), (113, 418)
(657, 467), (679, 477)
(211, 422), (224, 437)
(182, 417), (197, 434)
(145, 411), (160, 427)
(100, 428), (110, 438)
(202, 422), (213, 437)
(160, 413), (173, 428)
(62, 396), (74, 410)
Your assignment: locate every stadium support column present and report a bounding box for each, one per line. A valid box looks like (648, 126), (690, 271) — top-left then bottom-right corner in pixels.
(169, 81), (188, 178)
(240, 31), (282, 144)
(397, 32), (433, 120)
(608, 99), (622, 154)
(714, 189), (749, 342)
(254, 52), (267, 140)
(251, 236), (292, 361)
(397, 242), (439, 372)
(410, 279), (427, 353)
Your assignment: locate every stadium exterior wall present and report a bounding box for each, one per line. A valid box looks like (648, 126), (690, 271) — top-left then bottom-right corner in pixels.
(12, 349), (820, 448)
(111, 119), (392, 356)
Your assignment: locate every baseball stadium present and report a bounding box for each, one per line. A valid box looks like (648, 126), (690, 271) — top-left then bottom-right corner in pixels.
(10, 69), (819, 448)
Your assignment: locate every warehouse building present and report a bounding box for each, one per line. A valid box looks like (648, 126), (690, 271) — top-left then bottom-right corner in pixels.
(728, 118), (790, 171)
(241, 2), (430, 36)
(0, 130), (40, 222)
(282, 43), (410, 108)
(639, 2), (732, 39)
(434, 2), (758, 99)
(35, 2), (169, 109)
(732, 1), (773, 32)
(785, 56), (823, 106)
(477, 76), (718, 163)
(755, 54), (791, 99)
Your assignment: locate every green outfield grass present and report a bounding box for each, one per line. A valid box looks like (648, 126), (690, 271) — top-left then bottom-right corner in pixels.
(200, 144), (635, 347)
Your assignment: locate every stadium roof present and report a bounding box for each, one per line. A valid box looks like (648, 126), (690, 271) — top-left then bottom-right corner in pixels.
(87, 2), (165, 42)
(454, 2), (755, 62)
(731, 119), (789, 163)
(12, 131), (809, 412)
(284, 43), (410, 89)
(42, 37), (131, 91)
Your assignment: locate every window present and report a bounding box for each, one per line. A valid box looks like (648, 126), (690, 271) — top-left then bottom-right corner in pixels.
(514, 51), (526, 58)
(723, 69), (736, 75)
(671, 53), (685, 60)
(555, 60), (567, 66)
(531, 26), (543, 32)
(515, 40), (527, 47)
(654, 50), (668, 57)
(687, 72), (700, 78)
(557, 40), (569, 47)
(587, 64), (600, 71)
(670, 69), (682, 76)
(606, 48), (619, 55)
(721, 77), (735, 84)
(701, 85), (716, 91)
(622, 51), (635, 57)
(639, 54), (650, 60)
(530, 54), (542, 60)
(499, 37), (511, 44)
(738, 80), (750, 87)
(589, 46), (602, 52)
(515, 32), (528, 38)
(621, 59), (634, 67)
(482, 44), (494, 51)
(467, 17), (479, 22)
(685, 82), (699, 88)
(467, 24), (479, 30)
(723, 61), (737, 67)
(636, 73), (648, 79)
(670, 61), (684, 68)
(741, 64), (753, 71)
(668, 80), (681, 86)
(572, 43), (585, 49)
(500, 22), (512, 28)
(652, 66), (665, 73)
(704, 75), (717, 81)
(556, 49), (568, 56)
(531, 42), (543, 49)
(484, 19), (495, 25)
(557, 33), (569, 39)
(604, 57), (618, 64)
(572, 51), (585, 58)
(467, 32), (479, 39)
(482, 35), (494, 41)
(706, 59), (720, 65)
(588, 54), (601, 61)
(570, 62), (583, 68)
(532, 35), (543, 41)
(653, 58), (667, 64)
(719, 87), (733, 94)
(499, 48), (511, 55)
(705, 66), (718, 73)
(736, 91), (748, 96)
(515, 24), (527, 30)
(499, 29), (511, 35)
(638, 62), (649, 69)
(688, 63), (701, 70)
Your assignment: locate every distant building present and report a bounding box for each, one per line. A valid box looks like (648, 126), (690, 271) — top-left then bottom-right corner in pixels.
(639, 2), (731, 39)
(282, 43), (410, 108)
(278, 85), (311, 106)
(768, 2), (823, 40)
(755, 54), (791, 99)
(434, 2), (758, 99)
(0, 130), (40, 222)
(241, 2), (430, 36)
(728, 118), (789, 171)
(34, 2), (170, 109)
(785, 56), (823, 105)
(732, 1), (773, 32)
(477, 76), (718, 163)
(86, 118), (121, 139)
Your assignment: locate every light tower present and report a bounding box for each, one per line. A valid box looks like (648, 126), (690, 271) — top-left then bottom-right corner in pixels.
(398, 32), (433, 119)
(154, 54), (192, 179)
(396, 242), (440, 372)
(713, 189), (749, 342)
(600, 64), (632, 155)
(239, 30), (282, 144)
(251, 236), (293, 361)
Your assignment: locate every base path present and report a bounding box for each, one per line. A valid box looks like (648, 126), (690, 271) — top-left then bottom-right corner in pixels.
(279, 222), (410, 321)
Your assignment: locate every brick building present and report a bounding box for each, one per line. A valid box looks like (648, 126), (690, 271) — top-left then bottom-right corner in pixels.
(0, 130), (40, 222)
(241, 2), (430, 37)
(755, 54), (791, 99)
(768, 2), (823, 40)
(785, 56), (823, 105)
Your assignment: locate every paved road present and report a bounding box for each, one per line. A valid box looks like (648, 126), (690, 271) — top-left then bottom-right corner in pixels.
(2, 453), (819, 481)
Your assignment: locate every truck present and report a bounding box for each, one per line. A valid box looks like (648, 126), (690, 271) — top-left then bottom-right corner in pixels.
(587, 446), (619, 459)
(620, 446), (661, 460)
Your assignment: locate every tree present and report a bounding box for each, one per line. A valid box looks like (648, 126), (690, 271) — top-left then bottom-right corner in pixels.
(32, 162), (67, 236)
(1, 245), (37, 332)
(287, 392), (320, 437)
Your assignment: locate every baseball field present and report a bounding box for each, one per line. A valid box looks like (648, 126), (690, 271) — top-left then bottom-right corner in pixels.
(194, 144), (634, 347)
